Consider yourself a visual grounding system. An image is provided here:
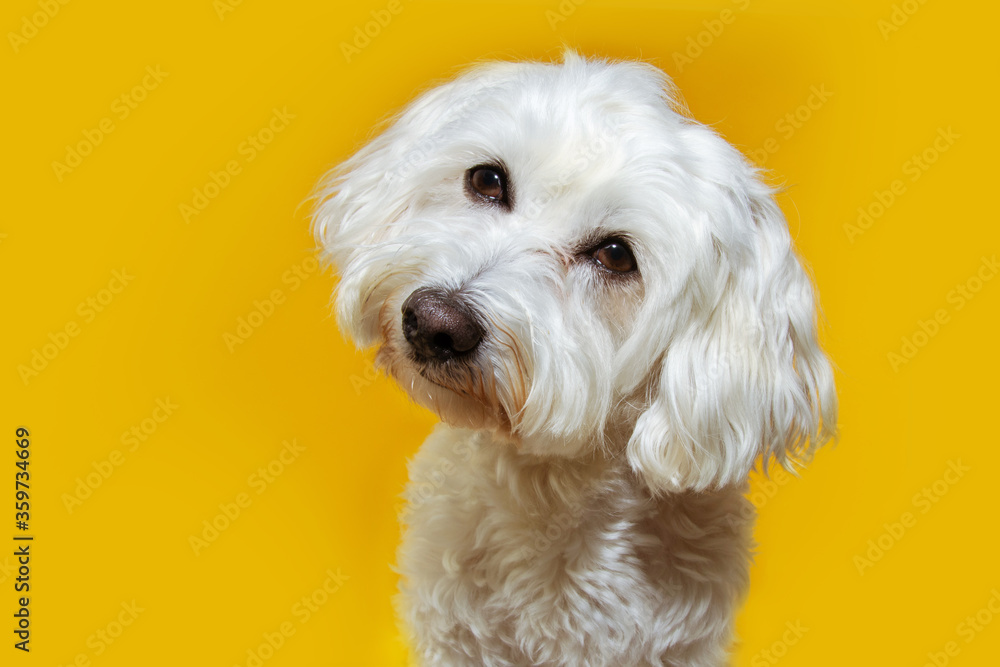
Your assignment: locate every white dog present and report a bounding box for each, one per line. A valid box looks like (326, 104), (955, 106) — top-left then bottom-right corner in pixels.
(313, 52), (836, 667)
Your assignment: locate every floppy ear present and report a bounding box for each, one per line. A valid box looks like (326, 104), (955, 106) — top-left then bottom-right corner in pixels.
(310, 76), (466, 346)
(626, 167), (837, 494)
(309, 126), (404, 348)
(310, 63), (517, 346)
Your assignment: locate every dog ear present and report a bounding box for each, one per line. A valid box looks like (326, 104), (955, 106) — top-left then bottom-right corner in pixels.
(310, 126), (403, 347)
(311, 65), (514, 346)
(626, 167), (837, 494)
(310, 76), (467, 346)
(312, 60), (519, 262)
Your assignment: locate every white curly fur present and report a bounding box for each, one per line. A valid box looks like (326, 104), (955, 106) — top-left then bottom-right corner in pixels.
(313, 52), (836, 666)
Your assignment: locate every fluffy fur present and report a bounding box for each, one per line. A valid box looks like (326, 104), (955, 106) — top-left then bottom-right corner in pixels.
(313, 52), (836, 666)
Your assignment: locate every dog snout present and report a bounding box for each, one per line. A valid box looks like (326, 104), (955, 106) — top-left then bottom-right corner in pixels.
(401, 288), (483, 362)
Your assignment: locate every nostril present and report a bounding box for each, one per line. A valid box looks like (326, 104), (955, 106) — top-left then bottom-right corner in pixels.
(432, 332), (455, 351)
(444, 322), (480, 353)
(401, 308), (419, 341)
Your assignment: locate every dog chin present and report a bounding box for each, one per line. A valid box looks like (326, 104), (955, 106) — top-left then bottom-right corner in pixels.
(374, 344), (507, 432)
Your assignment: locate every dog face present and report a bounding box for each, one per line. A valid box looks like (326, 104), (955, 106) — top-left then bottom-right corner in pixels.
(314, 53), (836, 492)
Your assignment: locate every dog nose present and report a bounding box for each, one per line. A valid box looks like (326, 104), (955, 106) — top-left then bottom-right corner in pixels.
(401, 288), (483, 362)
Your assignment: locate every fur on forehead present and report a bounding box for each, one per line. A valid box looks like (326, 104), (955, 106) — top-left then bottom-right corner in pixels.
(313, 51), (837, 493)
(319, 53), (762, 270)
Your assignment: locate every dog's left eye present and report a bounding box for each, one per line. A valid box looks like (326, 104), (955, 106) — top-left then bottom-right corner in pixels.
(591, 238), (637, 274)
(467, 165), (508, 204)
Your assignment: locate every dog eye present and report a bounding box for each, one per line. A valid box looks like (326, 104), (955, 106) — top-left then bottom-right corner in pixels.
(591, 238), (637, 273)
(467, 165), (508, 204)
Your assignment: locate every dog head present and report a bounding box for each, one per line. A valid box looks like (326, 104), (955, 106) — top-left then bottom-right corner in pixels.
(313, 53), (836, 492)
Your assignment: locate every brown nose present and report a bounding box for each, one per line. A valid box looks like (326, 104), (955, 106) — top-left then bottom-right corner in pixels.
(401, 288), (483, 362)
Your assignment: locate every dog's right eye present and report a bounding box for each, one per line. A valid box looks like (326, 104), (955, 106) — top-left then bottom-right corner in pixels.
(590, 237), (637, 274)
(467, 165), (509, 206)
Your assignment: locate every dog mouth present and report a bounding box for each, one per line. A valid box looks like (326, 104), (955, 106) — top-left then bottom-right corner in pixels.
(416, 363), (473, 392)
(409, 350), (497, 403)
(376, 339), (517, 434)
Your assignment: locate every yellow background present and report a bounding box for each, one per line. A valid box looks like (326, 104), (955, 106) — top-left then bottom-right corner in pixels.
(2, 0), (998, 665)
